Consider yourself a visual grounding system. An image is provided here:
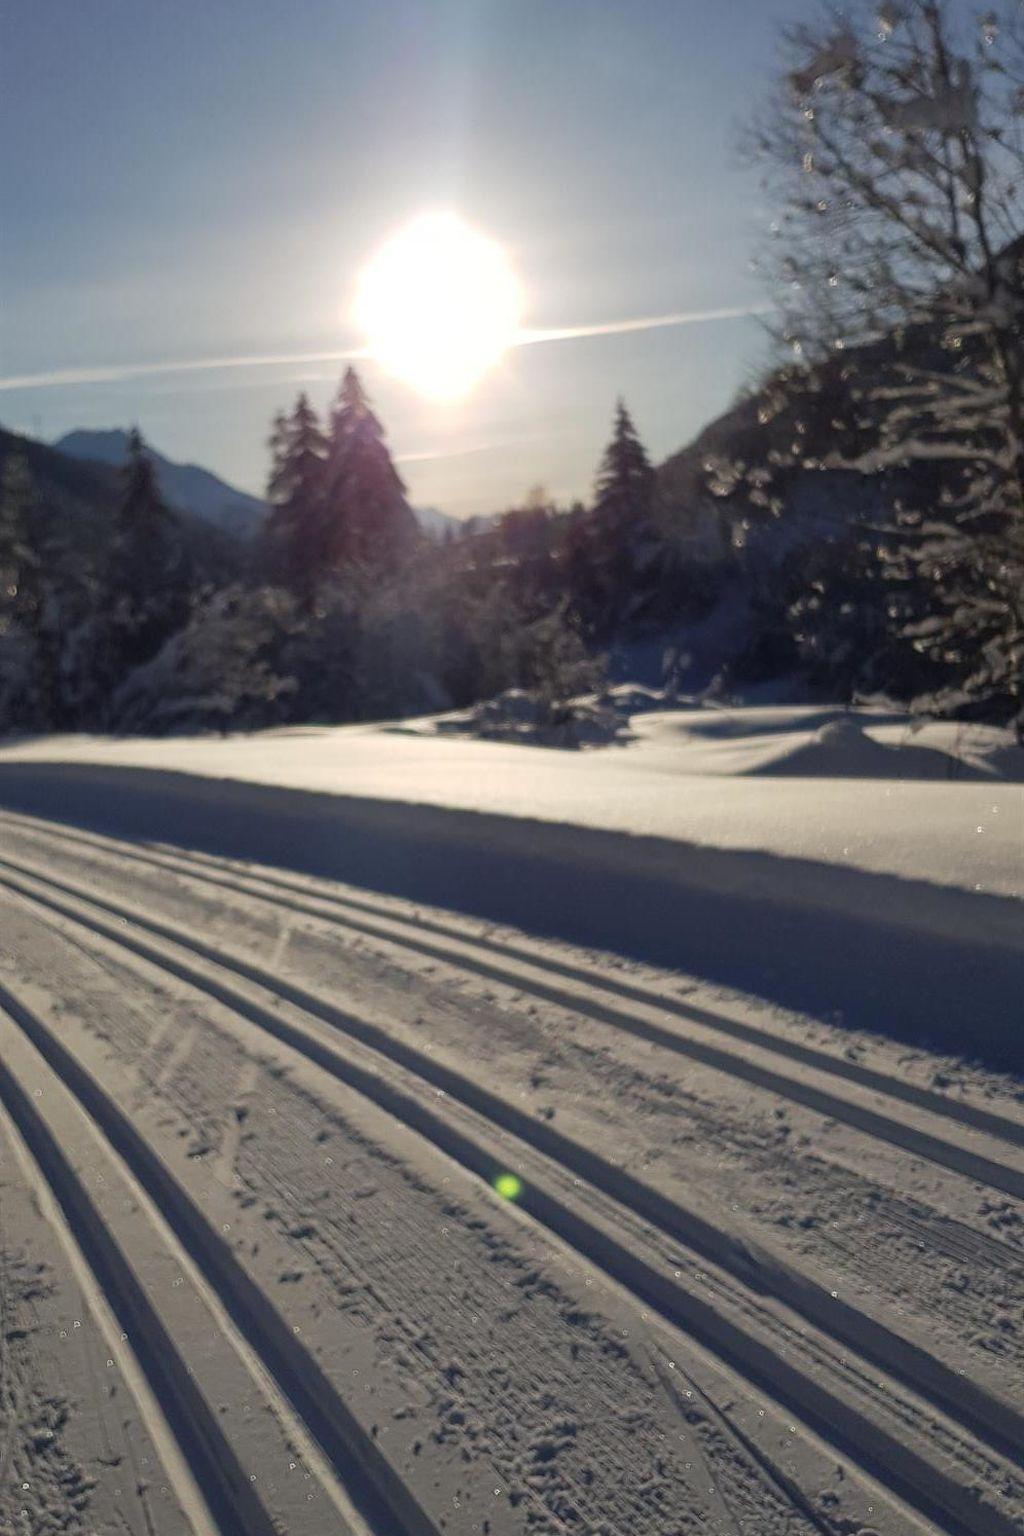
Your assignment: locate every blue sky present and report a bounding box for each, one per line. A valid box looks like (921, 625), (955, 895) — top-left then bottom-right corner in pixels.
(1, 0), (808, 515)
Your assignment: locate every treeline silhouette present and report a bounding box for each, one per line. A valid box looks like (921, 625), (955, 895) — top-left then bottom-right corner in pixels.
(0, 335), (1020, 739)
(0, 373), (707, 735)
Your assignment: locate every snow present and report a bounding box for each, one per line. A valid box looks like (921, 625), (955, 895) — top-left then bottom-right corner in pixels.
(789, 30), (860, 96)
(0, 699), (1019, 1071)
(421, 686), (632, 748)
(0, 702), (1019, 898)
(0, 804), (1022, 1534)
(0, 707), (1022, 1533)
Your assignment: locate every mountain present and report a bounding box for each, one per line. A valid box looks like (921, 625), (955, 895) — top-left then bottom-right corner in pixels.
(415, 505), (462, 539)
(55, 428), (266, 539)
(1, 423), (123, 531)
(57, 431), (469, 542)
(654, 319), (947, 586)
(0, 422), (244, 583)
(646, 311), (972, 699)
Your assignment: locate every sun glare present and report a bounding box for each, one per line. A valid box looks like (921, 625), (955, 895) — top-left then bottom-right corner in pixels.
(354, 212), (524, 401)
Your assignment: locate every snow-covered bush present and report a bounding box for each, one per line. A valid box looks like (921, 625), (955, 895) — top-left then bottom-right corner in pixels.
(515, 599), (606, 719)
(110, 585), (297, 734)
(277, 571), (451, 723)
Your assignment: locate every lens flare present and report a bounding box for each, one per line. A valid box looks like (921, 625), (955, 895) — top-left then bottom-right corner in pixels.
(493, 1172), (523, 1201)
(354, 212), (524, 401)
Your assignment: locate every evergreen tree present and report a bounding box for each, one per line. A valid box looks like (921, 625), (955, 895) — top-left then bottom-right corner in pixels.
(265, 409), (290, 507)
(570, 401), (660, 637)
(321, 368), (418, 571)
(0, 452), (41, 629)
(110, 584), (298, 734)
(0, 452), (50, 728)
(107, 428), (188, 675)
(593, 400), (655, 534)
(263, 392), (328, 597)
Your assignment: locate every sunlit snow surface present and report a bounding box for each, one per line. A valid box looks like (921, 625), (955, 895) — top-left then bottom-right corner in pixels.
(0, 703), (1020, 899)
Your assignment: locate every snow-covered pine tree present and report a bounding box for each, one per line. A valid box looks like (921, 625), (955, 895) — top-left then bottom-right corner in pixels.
(262, 392), (328, 598)
(321, 368), (419, 572)
(751, 0), (1024, 723)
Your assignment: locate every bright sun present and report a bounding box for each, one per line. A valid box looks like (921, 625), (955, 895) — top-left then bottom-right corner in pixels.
(354, 212), (524, 401)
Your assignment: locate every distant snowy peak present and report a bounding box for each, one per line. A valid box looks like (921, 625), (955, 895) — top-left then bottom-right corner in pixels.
(55, 428), (267, 539)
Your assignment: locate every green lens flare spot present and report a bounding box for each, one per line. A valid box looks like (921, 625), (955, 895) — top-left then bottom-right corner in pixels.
(493, 1173), (523, 1201)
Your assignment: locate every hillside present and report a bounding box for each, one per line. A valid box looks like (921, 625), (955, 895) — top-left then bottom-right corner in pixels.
(0, 422), (244, 579)
(648, 317), (968, 699)
(56, 427), (267, 539)
(0, 421), (122, 529)
(657, 344), (899, 563)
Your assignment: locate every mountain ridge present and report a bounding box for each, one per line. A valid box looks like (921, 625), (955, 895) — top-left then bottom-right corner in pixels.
(55, 428), (267, 539)
(55, 428), (471, 539)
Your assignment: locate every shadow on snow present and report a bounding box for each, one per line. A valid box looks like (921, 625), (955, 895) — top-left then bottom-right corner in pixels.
(0, 762), (1019, 1073)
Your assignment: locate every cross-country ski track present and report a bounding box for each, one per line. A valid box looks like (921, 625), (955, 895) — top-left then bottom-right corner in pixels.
(1, 805), (1022, 1536)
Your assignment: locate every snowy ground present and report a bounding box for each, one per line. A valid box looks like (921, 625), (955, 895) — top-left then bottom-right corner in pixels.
(0, 704), (1021, 1533)
(0, 701), (1020, 891)
(0, 701), (1019, 1056)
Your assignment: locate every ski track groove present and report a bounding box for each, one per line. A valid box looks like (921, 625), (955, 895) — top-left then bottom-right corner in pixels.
(7, 801), (1024, 1348)
(1, 810), (1022, 1202)
(0, 845), (1022, 1535)
(3, 824), (1023, 1215)
(1, 922), (831, 1536)
(0, 1036), (270, 1536)
(1, 841), (1022, 1464)
(0, 983), (455, 1536)
(3, 806), (1021, 1154)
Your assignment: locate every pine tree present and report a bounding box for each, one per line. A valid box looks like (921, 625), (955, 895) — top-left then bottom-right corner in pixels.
(111, 428), (172, 601)
(110, 584), (298, 734)
(0, 452), (58, 728)
(108, 428), (187, 675)
(571, 400), (659, 637)
(321, 368), (418, 571)
(266, 409), (290, 501)
(0, 452), (41, 628)
(593, 400), (655, 534)
(263, 393), (328, 597)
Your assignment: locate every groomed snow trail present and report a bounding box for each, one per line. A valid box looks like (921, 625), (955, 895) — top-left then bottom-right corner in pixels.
(0, 810), (1022, 1535)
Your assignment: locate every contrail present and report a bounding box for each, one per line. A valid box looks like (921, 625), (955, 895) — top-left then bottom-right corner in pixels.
(516, 303), (771, 347)
(0, 303), (770, 395)
(0, 347), (370, 394)
(396, 426), (572, 465)
(396, 441), (511, 465)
